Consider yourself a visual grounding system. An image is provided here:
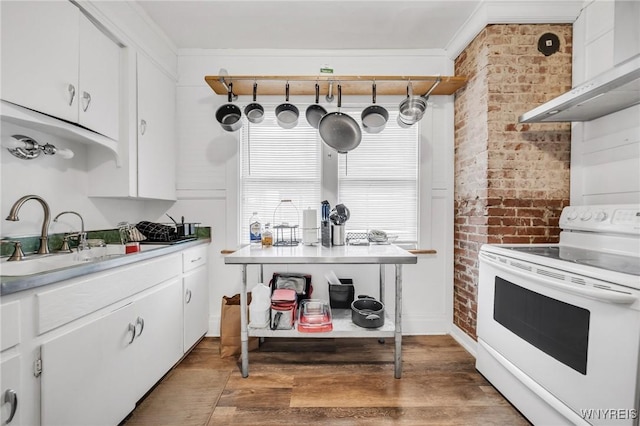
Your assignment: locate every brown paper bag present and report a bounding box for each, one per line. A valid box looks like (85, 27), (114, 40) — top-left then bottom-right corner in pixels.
(220, 293), (259, 358)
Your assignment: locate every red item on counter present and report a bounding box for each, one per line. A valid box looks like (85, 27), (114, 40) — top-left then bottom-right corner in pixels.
(125, 242), (140, 254)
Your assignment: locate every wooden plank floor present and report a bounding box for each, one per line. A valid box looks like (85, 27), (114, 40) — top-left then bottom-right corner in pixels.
(123, 336), (531, 425)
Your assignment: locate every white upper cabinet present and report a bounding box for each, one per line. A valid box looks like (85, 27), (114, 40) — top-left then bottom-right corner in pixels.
(1, 1), (120, 140)
(137, 53), (177, 200)
(1, 1), (79, 122)
(78, 13), (120, 140)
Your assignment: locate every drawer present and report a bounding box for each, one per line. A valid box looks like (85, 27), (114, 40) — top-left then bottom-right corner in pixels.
(183, 245), (207, 272)
(1, 300), (21, 351)
(36, 253), (181, 334)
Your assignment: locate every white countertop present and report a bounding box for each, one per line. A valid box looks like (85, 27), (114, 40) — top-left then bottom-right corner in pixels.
(224, 243), (417, 265)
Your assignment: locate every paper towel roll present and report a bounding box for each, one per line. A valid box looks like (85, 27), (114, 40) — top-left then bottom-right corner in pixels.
(302, 208), (318, 244)
(303, 208), (317, 229)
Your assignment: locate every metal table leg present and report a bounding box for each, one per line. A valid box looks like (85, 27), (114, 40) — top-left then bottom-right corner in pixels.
(394, 264), (403, 379)
(240, 264), (249, 377)
(378, 264), (386, 344)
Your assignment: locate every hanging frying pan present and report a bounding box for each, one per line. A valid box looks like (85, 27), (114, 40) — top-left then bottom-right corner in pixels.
(215, 83), (242, 132)
(275, 83), (299, 129)
(318, 85), (362, 153)
(244, 82), (264, 124)
(305, 83), (327, 129)
(361, 83), (388, 134)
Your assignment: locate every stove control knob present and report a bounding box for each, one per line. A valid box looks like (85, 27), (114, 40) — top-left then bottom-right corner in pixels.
(566, 210), (578, 221)
(594, 211), (608, 222)
(580, 211), (592, 221)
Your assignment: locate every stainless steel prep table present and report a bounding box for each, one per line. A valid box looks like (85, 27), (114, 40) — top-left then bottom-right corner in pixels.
(224, 244), (417, 378)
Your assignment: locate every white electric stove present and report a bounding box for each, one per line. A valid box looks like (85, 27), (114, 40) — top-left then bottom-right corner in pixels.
(477, 204), (640, 426)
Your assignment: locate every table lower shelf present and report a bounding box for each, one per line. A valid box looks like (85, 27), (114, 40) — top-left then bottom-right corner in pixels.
(248, 308), (395, 338)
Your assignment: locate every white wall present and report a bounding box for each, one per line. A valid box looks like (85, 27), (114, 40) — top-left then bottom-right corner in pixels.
(570, 0), (640, 205)
(172, 49), (456, 336)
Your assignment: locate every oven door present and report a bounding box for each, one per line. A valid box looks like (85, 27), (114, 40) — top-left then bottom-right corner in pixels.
(477, 250), (640, 426)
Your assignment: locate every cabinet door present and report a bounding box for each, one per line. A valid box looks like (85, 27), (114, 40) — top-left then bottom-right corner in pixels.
(183, 266), (210, 351)
(78, 13), (120, 140)
(129, 278), (183, 399)
(41, 302), (138, 426)
(1, 355), (21, 426)
(0, 1), (79, 122)
(136, 53), (176, 200)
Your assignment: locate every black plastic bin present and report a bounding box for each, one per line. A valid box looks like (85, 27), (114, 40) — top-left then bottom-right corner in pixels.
(329, 278), (355, 309)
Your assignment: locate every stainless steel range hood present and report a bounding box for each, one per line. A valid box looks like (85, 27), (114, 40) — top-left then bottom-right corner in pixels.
(519, 54), (640, 123)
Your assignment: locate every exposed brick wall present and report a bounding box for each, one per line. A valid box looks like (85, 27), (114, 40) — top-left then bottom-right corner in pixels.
(453, 24), (572, 340)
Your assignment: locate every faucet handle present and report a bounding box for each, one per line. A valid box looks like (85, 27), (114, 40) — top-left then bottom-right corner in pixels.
(1, 240), (25, 261)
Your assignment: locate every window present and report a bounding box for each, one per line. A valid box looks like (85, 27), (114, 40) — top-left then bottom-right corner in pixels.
(239, 106), (420, 244)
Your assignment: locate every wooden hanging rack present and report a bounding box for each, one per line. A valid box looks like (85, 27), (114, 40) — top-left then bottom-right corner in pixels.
(204, 75), (466, 97)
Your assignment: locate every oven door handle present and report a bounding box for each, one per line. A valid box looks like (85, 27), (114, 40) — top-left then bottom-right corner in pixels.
(480, 252), (637, 305)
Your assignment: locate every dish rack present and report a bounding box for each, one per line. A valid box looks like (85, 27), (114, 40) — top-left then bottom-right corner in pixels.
(346, 230), (398, 245)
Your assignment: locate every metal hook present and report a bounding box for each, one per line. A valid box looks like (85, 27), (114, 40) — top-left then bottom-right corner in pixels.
(326, 81), (334, 103)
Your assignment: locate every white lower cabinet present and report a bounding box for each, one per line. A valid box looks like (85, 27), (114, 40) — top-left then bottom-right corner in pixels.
(182, 245), (209, 351)
(183, 266), (209, 351)
(1, 355), (21, 426)
(1, 244), (209, 426)
(40, 278), (183, 426)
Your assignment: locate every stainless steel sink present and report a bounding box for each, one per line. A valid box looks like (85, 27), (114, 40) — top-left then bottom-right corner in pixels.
(0, 244), (163, 277)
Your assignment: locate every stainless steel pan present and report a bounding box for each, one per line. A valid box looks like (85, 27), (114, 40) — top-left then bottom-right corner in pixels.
(305, 83), (327, 129)
(275, 83), (299, 129)
(361, 83), (388, 134)
(318, 85), (362, 153)
(215, 83), (242, 132)
(244, 82), (264, 124)
(398, 78), (440, 126)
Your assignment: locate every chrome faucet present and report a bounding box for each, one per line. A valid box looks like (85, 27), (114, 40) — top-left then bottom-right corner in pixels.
(5, 195), (51, 254)
(53, 211), (86, 251)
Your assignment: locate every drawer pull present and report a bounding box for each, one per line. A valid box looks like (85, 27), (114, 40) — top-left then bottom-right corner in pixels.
(3, 389), (18, 424)
(190, 257), (202, 263)
(135, 316), (145, 337)
(127, 323), (136, 344)
(67, 84), (76, 106)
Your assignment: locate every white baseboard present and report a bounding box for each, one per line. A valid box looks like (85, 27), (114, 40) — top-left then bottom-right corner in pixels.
(449, 324), (477, 358)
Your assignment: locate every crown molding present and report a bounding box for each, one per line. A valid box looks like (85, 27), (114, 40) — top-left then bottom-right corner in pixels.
(445, 0), (585, 61)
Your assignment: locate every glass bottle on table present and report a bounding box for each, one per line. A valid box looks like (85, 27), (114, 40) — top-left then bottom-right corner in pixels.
(262, 223), (273, 247)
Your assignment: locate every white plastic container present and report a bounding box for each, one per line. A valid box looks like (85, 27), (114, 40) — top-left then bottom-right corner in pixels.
(249, 283), (271, 328)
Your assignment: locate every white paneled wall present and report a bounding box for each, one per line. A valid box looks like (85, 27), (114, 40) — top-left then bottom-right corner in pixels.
(570, 0), (640, 205)
(172, 49), (456, 335)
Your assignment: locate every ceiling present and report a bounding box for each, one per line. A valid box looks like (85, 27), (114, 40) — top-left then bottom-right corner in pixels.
(135, 1), (483, 50)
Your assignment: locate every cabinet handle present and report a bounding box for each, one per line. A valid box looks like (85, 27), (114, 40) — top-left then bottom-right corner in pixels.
(190, 257), (202, 263)
(67, 84), (76, 106)
(3, 389), (17, 424)
(135, 316), (145, 337)
(185, 289), (192, 304)
(139, 119), (147, 135)
(127, 323), (136, 344)
(81, 91), (92, 112)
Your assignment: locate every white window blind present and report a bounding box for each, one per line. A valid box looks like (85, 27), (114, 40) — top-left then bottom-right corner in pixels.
(239, 107), (419, 245)
(338, 110), (419, 243)
(239, 109), (321, 244)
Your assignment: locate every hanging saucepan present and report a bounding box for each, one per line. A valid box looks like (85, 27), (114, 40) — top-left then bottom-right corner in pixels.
(275, 83), (299, 129)
(244, 82), (264, 124)
(305, 83), (327, 129)
(215, 83), (242, 132)
(398, 77), (441, 127)
(361, 83), (388, 134)
(318, 85), (362, 153)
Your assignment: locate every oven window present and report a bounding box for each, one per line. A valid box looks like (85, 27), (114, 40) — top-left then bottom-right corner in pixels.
(493, 277), (590, 375)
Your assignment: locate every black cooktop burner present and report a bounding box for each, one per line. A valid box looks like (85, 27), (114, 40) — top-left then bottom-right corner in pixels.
(506, 246), (640, 276)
